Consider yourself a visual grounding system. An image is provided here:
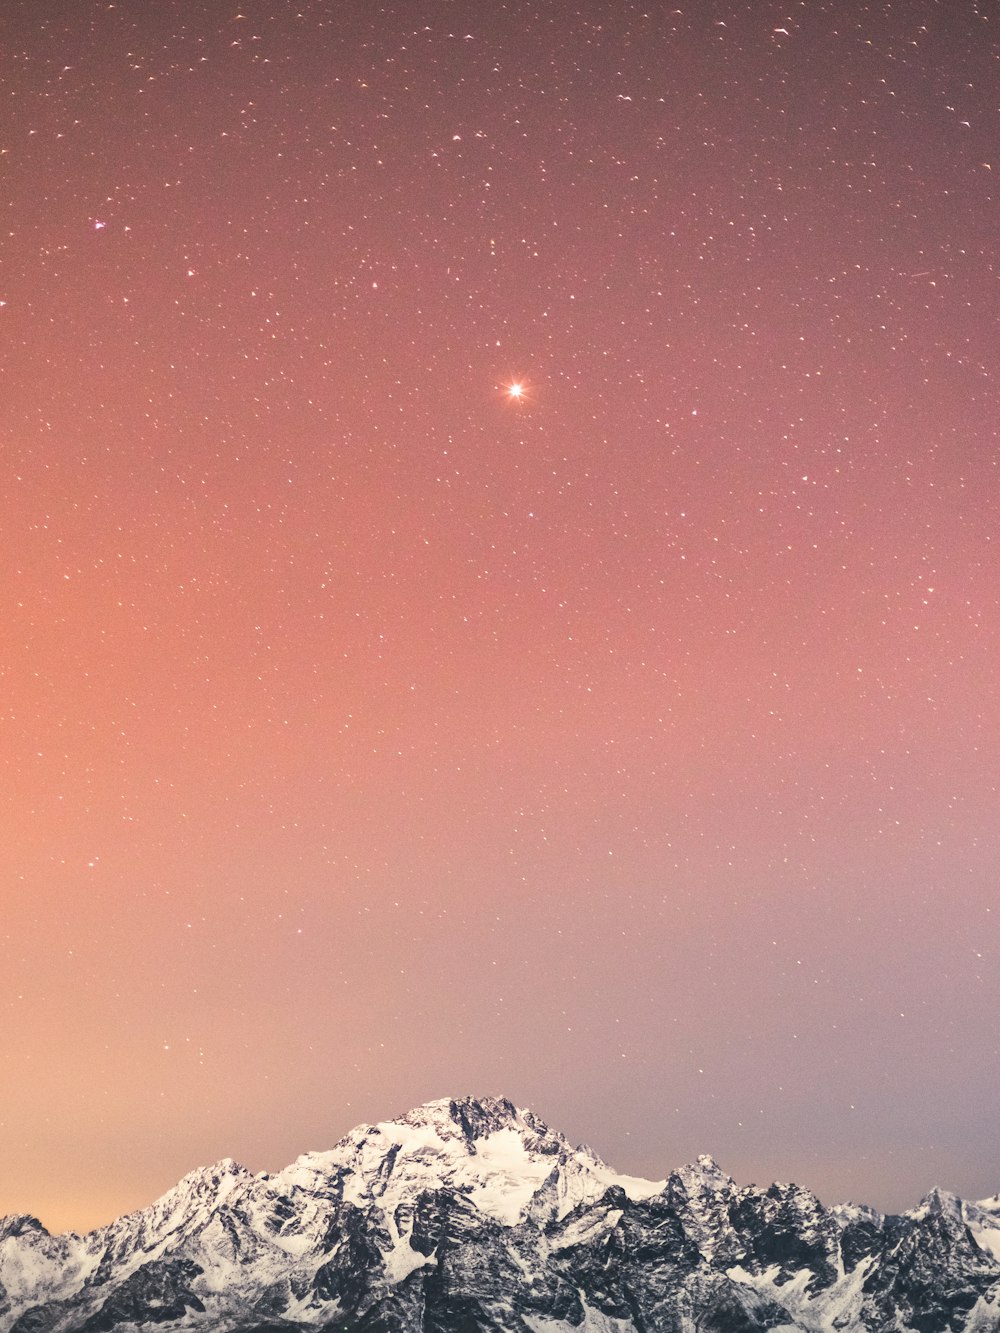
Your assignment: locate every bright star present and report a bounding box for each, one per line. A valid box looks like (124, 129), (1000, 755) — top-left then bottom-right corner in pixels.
(505, 380), (529, 403)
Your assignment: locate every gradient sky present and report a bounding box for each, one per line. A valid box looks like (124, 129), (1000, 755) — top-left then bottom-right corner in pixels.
(2, 0), (998, 1235)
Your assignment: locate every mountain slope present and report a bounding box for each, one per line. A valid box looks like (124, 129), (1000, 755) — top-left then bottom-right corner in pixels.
(2, 1096), (999, 1332)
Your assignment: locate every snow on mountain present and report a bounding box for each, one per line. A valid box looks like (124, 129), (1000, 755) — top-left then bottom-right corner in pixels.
(968, 1198), (1000, 1266)
(1, 1095), (998, 1332)
(0, 1216), (94, 1313)
(275, 1095), (661, 1230)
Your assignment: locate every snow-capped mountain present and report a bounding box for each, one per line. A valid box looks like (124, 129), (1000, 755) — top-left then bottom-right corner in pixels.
(2, 1095), (999, 1331)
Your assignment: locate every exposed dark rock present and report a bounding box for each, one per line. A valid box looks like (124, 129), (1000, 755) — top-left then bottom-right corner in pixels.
(80, 1258), (205, 1330)
(1, 1098), (999, 1332)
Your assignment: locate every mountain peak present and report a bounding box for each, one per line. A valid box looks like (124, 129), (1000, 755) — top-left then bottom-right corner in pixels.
(672, 1153), (735, 1194)
(159, 1155), (255, 1208)
(2, 1097), (998, 1333)
(396, 1094), (536, 1143)
(346, 1093), (579, 1170)
(0, 1213), (49, 1241)
(911, 1186), (964, 1223)
(275, 1094), (658, 1229)
(695, 1152), (726, 1175)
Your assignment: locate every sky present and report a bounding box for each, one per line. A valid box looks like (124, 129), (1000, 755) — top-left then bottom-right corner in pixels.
(1, 0), (998, 1235)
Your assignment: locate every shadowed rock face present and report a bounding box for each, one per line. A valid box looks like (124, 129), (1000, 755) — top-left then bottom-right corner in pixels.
(80, 1259), (207, 1331)
(1, 1096), (999, 1333)
(858, 1192), (1000, 1333)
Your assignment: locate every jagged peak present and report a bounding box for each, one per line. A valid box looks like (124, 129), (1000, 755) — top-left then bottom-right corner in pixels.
(399, 1093), (528, 1136)
(910, 1186), (963, 1222)
(95, 1156), (258, 1238)
(0, 1213), (49, 1241)
(316, 1094), (579, 1168)
(392, 1094), (561, 1148)
(695, 1153), (727, 1175)
(167, 1156), (255, 1195)
(761, 1177), (826, 1207)
(2, 1099), (1000, 1332)
(672, 1153), (736, 1194)
(276, 1096), (659, 1228)
(832, 1200), (885, 1229)
(202, 1156), (250, 1179)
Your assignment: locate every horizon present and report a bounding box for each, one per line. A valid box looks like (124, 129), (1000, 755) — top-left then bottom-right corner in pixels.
(5, 1090), (999, 1238)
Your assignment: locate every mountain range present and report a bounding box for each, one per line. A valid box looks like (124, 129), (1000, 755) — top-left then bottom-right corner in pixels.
(2, 1095), (999, 1332)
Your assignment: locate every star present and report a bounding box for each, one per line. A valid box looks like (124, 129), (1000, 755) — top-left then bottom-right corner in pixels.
(3, 0), (996, 1237)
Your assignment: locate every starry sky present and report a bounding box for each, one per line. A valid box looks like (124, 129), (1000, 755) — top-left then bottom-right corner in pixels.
(2, 0), (998, 1235)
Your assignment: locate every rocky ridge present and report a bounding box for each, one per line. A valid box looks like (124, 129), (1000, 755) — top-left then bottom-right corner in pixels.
(1, 1096), (999, 1331)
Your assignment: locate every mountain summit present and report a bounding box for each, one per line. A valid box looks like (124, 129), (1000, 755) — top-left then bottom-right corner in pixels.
(1, 1095), (999, 1331)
